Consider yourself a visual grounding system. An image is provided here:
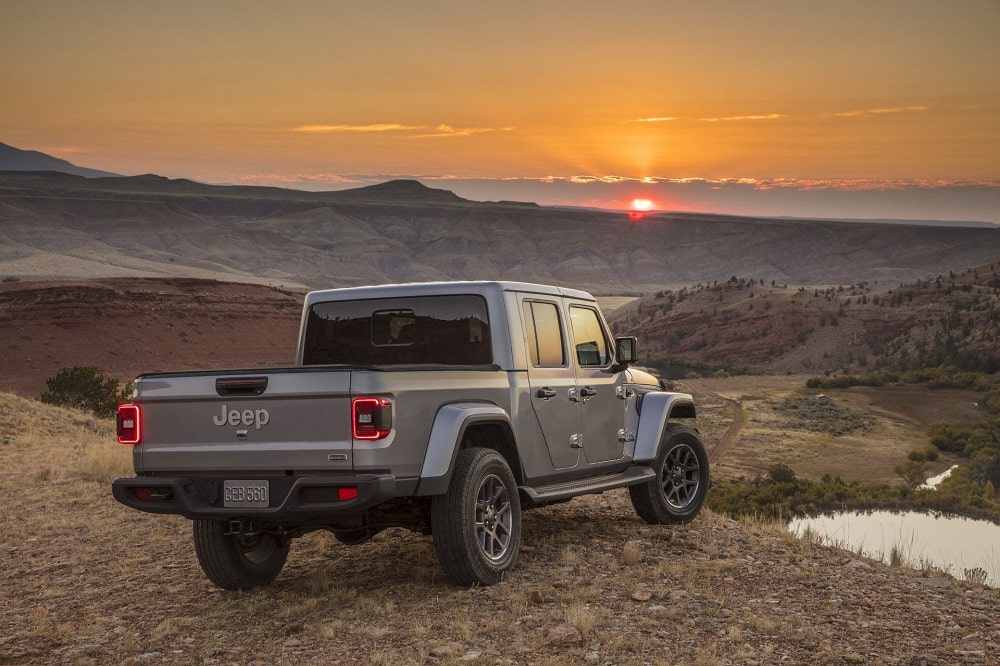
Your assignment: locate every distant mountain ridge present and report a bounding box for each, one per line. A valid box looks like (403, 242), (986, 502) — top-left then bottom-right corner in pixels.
(340, 179), (466, 203)
(0, 141), (121, 178)
(1, 170), (998, 295)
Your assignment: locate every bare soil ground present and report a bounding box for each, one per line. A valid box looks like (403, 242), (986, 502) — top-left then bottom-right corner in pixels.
(3, 390), (999, 665)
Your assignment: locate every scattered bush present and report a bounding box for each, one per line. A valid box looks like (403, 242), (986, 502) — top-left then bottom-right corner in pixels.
(40, 366), (130, 418)
(767, 464), (797, 484)
(894, 460), (927, 488)
(908, 447), (939, 463)
(930, 419), (1000, 458)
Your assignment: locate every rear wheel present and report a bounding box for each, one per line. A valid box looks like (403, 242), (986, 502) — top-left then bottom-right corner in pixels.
(630, 424), (709, 524)
(192, 520), (289, 590)
(431, 448), (521, 586)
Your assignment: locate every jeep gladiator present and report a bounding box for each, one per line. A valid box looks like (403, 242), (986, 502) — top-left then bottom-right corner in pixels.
(112, 281), (709, 588)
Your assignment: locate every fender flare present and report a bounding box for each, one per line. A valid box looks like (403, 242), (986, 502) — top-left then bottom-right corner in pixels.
(632, 391), (697, 462)
(415, 402), (514, 496)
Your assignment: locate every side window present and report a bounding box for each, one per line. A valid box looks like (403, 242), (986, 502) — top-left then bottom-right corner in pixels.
(569, 306), (610, 367)
(523, 300), (566, 367)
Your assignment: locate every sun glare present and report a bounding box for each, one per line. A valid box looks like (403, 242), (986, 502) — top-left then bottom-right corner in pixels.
(631, 198), (653, 211)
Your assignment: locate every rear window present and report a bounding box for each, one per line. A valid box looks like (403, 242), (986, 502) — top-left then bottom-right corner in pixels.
(303, 295), (492, 366)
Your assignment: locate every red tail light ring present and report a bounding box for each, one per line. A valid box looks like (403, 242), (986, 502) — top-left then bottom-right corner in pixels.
(352, 397), (392, 440)
(117, 404), (142, 445)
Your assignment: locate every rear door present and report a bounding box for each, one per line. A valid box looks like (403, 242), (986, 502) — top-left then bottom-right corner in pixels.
(522, 298), (580, 470)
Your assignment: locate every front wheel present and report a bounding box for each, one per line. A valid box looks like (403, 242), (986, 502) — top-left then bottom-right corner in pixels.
(629, 424), (710, 524)
(431, 448), (521, 586)
(192, 520), (289, 590)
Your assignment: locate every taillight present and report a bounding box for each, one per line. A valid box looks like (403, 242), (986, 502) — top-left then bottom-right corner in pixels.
(117, 404), (142, 445)
(352, 397), (392, 440)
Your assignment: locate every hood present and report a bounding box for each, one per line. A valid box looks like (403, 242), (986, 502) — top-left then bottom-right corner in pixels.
(624, 367), (661, 387)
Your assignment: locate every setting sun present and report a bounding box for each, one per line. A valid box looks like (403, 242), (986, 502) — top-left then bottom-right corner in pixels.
(631, 198), (654, 211)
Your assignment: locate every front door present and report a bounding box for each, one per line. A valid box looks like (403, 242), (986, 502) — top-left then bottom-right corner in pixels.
(568, 304), (625, 464)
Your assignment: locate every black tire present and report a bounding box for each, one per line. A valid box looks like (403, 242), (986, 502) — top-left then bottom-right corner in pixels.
(192, 520), (289, 590)
(431, 448), (521, 586)
(629, 424), (710, 525)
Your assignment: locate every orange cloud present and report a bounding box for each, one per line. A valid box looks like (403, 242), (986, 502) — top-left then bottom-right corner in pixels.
(825, 105), (928, 118)
(411, 124), (512, 139)
(699, 114), (786, 122)
(292, 123), (423, 133)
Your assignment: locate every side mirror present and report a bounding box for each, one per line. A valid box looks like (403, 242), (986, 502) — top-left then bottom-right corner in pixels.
(615, 336), (637, 365)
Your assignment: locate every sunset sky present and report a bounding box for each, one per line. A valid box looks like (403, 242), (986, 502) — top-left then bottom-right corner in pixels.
(3, 1), (999, 222)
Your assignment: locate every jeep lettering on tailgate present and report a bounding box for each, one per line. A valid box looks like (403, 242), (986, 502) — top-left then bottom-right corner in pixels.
(212, 405), (270, 429)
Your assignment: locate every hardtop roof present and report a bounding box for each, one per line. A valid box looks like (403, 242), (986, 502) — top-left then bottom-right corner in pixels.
(303, 281), (595, 306)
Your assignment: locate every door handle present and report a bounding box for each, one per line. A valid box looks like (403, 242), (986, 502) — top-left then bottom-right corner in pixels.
(580, 386), (597, 399)
(536, 387), (557, 399)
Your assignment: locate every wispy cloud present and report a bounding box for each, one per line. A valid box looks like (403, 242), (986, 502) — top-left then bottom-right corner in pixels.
(234, 172), (1000, 196)
(235, 173), (373, 186)
(699, 113), (786, 122)
(624, 106), (927, 125)
(825, 105), (928, 118)
(292, 123), (423, 133)
(291, 122), (513, 138)
(449, 175), (1000, 191)
(229, 173), (1000, 222)
(622, 116), (676, 124)
(411, 124), (513, 139)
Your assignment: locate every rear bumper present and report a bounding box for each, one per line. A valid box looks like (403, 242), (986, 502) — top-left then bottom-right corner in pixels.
(111, 474), (409, 523)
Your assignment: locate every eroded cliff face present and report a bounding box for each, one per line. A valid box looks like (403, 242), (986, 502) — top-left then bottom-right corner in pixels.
(0, 278), (303, 397)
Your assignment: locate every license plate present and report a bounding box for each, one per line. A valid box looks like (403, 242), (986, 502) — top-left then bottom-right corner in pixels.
(223, 480), (269, 508)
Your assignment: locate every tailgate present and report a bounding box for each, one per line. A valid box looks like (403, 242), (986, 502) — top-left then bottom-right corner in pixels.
(133, 369), (355, 474)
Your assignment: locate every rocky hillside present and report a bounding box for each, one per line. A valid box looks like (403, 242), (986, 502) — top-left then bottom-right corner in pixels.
(608, 262), (1000, 376)
(3, 262), (999, 399)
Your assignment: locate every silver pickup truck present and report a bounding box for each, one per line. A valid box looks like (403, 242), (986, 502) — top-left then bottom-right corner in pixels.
(112, 281), (709, 589)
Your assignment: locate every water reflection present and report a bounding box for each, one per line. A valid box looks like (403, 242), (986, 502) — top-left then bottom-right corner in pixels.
(789, 511), (1000, 587)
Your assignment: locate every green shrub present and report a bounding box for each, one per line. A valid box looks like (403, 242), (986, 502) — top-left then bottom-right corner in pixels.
(930, 419), (1000, 457)
(894, 460), (927, 488)
(40, 366), (130, 417)
(767, 464), (797, 484)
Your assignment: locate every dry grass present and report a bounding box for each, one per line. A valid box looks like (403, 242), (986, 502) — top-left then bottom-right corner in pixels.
(565, 602), (600, 636)
(621, 539), (645, 564)
(0, 393), (130, 484)
(3, 390), (999, 665)
(685, 375), (969, 484)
